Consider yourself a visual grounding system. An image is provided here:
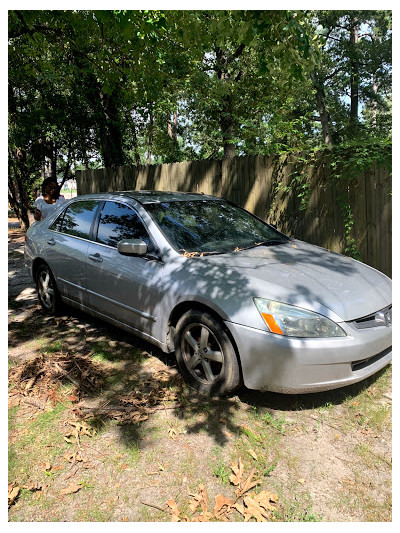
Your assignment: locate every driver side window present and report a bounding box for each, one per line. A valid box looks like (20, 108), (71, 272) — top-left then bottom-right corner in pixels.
(96, 201), (151, 249)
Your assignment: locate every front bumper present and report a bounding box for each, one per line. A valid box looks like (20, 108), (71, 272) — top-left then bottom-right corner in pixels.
(225, 320), (392, 393)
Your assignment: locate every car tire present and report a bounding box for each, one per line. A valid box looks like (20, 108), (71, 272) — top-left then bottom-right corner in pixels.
(35, 263), (62, 315)
(175, 310), (241, 396)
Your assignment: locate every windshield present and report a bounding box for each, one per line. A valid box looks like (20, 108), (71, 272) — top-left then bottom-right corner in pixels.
(145, 200), (289, 255)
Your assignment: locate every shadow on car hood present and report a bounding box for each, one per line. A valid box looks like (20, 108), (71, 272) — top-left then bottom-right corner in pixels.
(206, 241), (391, 321)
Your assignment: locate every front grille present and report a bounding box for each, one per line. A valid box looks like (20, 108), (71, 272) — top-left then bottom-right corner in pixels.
(352, 305), (392, 329)
(351, 346), (392, 372)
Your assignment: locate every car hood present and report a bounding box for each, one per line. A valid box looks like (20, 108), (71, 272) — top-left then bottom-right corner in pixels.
(204, 240), (391, 322)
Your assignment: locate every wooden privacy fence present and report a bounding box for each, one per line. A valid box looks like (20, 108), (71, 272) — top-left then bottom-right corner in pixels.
(76, 154), (392, 277)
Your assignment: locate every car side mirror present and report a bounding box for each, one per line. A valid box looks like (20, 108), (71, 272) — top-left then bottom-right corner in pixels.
(117, 239), (148, 256)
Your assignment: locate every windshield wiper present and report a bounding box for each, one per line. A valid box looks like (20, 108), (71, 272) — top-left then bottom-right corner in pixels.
(244, 239), (289, 250)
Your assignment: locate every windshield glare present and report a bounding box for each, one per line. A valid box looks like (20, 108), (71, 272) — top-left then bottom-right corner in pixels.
(145, 200), (288, 255)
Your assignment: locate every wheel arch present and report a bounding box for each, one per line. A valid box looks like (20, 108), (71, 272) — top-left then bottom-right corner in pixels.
(32, 257), (50, 282)
(167, 300), (244, 381)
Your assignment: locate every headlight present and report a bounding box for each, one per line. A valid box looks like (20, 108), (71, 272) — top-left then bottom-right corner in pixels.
(253, 298), (346, 338)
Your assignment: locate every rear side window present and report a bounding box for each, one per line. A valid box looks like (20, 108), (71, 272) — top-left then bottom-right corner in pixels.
(96, 201), (150, 248)
(49, 210), (65, 232)
(53, 200), (99, 240)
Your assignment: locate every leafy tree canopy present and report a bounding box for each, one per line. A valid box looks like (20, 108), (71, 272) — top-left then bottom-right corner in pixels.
(8, 9), (392, 229)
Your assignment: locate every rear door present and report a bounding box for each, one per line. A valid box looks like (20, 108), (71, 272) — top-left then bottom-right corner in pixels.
(85, 200), (164, 337)
(46, 199), (101, 305)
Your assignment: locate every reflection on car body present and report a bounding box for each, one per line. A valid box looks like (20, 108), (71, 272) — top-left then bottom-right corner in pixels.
(25, 190), (392, 396)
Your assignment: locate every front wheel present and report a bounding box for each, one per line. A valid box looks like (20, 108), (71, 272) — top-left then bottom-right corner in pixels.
(35, 264), (62, 314)
(175, 310), (241, 396)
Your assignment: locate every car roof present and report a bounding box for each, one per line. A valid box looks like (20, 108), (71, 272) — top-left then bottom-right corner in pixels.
(76, 190), (222, 205)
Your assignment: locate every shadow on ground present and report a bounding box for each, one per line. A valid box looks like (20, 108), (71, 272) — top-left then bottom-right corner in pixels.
(9, 295), (384, 452)
(8, 227), (384, 452)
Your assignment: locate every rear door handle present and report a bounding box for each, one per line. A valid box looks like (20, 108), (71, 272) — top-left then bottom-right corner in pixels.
(47, 238), (56, 246)
(88, 253), (103, 263)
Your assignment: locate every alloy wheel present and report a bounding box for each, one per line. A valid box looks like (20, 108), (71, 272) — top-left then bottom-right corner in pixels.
(37, 269), (55, 310)
(181, 323), (224, 384)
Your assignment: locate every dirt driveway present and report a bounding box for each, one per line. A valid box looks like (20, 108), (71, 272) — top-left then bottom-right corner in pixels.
(8, 225), (392, 522)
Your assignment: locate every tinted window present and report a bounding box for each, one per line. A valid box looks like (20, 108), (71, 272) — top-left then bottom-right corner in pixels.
(146, 200), (289, 255)
(58, 201), (99, 239)
(49, 210), (65, 232)
(96, 201), (150, 248)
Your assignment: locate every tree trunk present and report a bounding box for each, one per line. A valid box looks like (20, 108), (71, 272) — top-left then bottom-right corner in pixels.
(71, 51), (125, 168)
(350, 16), (359, 130)
(168, 111), (178, 144)
(311, 72), (333, 147)
(97, 89), (124, 168)
(216, 47), (236, 158)
(147, 112), (153, 165)
(172, 111), (178, 144)
(59, 144), (73, 189)
(221, 97), (236, 158)
(8, 151), (31, 231)
(50, 140), (57, 180)
(124, 110), (141, 166)
(372, 72), (378, 128)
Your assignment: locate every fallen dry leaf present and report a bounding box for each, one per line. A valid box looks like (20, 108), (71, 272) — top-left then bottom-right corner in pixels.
(67, 394), (78, 402)
(8, 484), (20, 507)
(168, 427), (178, 439)
(188, 484), (208, 514)
(235, 468), (261, 498)
(60, 482), (82, 495)
(165, 498), (181, 521)
(214, 494), (233, 520)
(22, 482), (42, 492)
(234, 491), (278, 522)
(298, 478), (306, 485)
(230, 458), (261, 498)
(242, 495), (267, 522)
(229, 458), (244, 486)
(254, 490), (279, 511)
(191, 511), (213, 522)
(248, 449), (258, 461)
(233, 501), (247, 518)
(63, 451), (84, 465)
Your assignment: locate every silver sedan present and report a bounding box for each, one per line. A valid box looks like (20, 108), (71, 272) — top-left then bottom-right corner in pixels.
(25, 191), (392, 396)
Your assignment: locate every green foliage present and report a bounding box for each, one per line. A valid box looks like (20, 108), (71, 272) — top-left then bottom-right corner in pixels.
(8, 10), (392, 230)
(278, 138), (391, 258)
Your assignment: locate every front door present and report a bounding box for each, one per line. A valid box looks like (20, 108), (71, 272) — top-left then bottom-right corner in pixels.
(85, 200), (164, 337)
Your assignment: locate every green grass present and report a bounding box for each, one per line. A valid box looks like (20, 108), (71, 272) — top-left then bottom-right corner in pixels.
(91, 341), (120, 363)
(212, 459), (230, 485)
(42, 341), (63, 353)
(9, 403), (69, 487)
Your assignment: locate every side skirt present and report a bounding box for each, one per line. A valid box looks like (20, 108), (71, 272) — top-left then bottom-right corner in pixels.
(61, 295), (172, 354)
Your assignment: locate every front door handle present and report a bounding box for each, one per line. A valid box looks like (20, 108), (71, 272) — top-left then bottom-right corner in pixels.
(88, 253), (103, 263)
(47, 238), (56, 246)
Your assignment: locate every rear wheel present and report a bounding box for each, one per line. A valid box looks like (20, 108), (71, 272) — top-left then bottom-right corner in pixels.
(175, 310), (241, 396)
(36, 264), (62, 314)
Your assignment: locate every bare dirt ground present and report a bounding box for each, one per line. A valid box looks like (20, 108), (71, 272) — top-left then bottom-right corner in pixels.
(8, 224), (392, 522)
